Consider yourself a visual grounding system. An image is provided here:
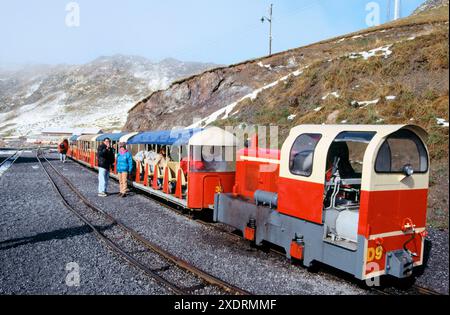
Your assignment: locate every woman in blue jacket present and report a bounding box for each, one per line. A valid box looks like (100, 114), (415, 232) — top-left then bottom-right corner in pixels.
(116, 143), (133, 198)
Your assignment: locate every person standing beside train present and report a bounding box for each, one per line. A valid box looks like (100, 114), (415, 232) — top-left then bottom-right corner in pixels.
(58, 139), (69, 163)
(97, 138), (115, 197)
(116, 142), (133, 198)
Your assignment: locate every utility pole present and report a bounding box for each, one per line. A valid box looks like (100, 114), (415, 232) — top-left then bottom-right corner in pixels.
(261, 4), (273, 56)
(394, 0), (401, 20)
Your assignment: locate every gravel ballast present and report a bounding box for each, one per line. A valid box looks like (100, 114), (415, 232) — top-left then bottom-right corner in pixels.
(0, 152), (170, 295)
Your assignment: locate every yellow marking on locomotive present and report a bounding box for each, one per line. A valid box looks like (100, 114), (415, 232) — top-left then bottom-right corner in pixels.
(367, 246), (383, 262)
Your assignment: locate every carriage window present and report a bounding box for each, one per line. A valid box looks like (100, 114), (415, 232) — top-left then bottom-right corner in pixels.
(190, 145), (236, 173)
(289, 134), (322, 177)
(375, 129), (428, 173)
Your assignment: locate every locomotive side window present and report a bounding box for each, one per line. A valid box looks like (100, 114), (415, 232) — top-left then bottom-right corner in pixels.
(375, 129), (428, 173)
(289, 134), (322, 177)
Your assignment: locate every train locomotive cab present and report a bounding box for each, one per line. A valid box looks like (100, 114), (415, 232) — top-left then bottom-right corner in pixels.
(126, 127), (237, 211)
(186, 127), (237, 210)
(214, 125), (430, 281)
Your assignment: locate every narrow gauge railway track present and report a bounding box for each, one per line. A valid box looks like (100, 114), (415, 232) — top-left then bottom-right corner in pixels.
(36, 151), (250, 296)
(0, 150), (21, 176)
(65, 152), (443, 296)
(0, 150), (19, 167)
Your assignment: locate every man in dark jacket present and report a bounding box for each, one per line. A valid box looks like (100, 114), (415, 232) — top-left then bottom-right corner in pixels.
(97, 138), (115, 197)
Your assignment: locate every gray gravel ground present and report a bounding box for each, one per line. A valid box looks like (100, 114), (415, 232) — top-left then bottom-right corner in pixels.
(54, 154), (372, 295)
(414, 229), (449, 294)
(0, 152), (170, 295)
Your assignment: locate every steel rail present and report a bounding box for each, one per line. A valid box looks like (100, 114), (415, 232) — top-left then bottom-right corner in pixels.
(36, 151), (187, 294)
(38, 151), (251, 296)
(0, 151), (19, 168)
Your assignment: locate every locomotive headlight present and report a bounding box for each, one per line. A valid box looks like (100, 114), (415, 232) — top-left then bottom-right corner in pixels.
(403, 164), (414, 177)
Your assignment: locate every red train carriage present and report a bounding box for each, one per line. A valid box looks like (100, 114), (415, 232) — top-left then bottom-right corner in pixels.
(68, 135), (79, 158)
(214, 125), (430, 281)
(123, 127), (237, 210)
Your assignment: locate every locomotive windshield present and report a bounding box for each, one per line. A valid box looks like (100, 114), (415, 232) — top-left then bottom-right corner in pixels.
(375, 129), (428, 174)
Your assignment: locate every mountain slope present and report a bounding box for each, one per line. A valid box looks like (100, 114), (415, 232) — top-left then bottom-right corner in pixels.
(414, 0), (449, 14)
(0, 56), (217, 136)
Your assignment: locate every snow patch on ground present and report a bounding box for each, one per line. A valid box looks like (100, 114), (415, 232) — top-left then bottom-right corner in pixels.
(25, 81), (42, 98)
(348, 45), (393, 60)
(322, 92), (340, 100)
(436, 118), (449, 127)
(257, 62), (272, 70)
(188, 67), (308, 128)
(351, 99), (380, 108)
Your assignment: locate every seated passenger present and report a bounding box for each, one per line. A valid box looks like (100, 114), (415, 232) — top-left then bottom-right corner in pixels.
(144, 150), (158, 173)
(154, 147), (171, 188)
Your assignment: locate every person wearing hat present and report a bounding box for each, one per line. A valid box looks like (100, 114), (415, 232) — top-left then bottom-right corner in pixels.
(116, 142), (133, 197)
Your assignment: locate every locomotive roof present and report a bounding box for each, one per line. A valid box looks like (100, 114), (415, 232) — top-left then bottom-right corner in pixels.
(77, 134), (101, 141)
(188, 127), (237, 147)
(289, 124), (428, 140)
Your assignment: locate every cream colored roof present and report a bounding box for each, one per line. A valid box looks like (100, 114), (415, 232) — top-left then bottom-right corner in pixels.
(78, 134), (100, 141)
(120, 132), (139, 143)
(188, 127), (236, 147)
(288, 124), (427, 140)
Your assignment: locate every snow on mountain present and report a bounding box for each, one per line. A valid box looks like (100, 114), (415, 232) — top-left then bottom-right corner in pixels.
(0, 55), (217, 136)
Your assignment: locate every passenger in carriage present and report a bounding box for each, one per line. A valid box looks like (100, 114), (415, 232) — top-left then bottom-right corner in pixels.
(154, 147), (171, 189)
(144, 150), (158, 173)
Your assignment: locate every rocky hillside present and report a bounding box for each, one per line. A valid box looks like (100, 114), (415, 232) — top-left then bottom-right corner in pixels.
(414, 0), (449, 14)
(0, 56), (216, 136)
(125, 5), (449, 228)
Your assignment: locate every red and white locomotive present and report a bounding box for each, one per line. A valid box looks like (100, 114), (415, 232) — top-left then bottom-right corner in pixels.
(214, 124), (429, 281)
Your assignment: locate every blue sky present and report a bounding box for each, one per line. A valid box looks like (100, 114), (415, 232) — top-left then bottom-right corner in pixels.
(0, 0), (426, 66)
